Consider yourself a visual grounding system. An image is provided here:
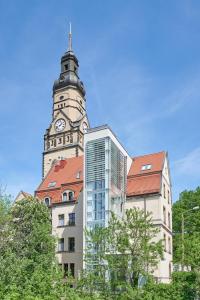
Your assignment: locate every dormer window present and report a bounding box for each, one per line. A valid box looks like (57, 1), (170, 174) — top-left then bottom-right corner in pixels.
(62, 190), (75, 202)
(68, 191), (74, 201)
(63, 192), (67, 202)
(141, 164), (152, 171)
(76, 171), (81, 179)
(44, 197), (51, 206)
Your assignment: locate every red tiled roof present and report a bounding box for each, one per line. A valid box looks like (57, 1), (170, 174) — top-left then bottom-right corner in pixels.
(128, 151), (165, 177)
(127, 173), (161, 196)
(37, 156), (83, 190)
(35, 156), (83, 203)
(127, 151), (165, 197)
(36, 151), (166, 203)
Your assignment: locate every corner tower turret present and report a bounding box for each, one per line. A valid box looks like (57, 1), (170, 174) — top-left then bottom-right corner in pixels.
(43, 25), (89, 178)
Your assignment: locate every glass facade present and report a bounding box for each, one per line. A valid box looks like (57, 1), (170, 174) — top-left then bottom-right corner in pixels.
(85, 136), (127, 230)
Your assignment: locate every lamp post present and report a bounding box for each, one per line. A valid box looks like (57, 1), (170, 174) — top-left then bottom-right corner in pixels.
(181, 206), (200, 271)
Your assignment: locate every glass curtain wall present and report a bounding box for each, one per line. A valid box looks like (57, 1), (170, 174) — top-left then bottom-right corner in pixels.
(85, 137), (127, 230)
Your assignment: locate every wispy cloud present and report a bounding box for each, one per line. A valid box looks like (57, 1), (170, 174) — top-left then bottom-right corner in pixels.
(173, 147), (200, 176)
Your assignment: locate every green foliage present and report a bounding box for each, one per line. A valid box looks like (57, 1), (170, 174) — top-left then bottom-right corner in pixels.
(173, 187), (200, 269)
(80, 208), (163, 298)
(0, 196), (65, 299)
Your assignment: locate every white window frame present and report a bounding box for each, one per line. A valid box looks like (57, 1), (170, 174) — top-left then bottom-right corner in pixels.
(44, 197), (51, 206)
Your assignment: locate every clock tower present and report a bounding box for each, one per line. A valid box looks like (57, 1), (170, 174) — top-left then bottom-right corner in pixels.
(43, 27), (89, 177)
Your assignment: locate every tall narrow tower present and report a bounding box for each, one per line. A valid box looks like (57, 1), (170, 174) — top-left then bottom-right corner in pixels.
(43, 27), (89, 177)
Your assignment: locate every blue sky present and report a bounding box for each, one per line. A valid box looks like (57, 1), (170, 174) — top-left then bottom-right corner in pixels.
(0, 0), (199, 201)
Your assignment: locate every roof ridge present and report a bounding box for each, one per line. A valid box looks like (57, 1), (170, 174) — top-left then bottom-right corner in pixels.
(132, 151), (165, 160)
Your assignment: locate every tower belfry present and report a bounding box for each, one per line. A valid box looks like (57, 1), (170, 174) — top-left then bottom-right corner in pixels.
(42, 26), (89, 177)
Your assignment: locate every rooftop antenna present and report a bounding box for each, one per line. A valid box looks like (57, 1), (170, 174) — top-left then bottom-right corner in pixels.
(68, 22), (72, 51)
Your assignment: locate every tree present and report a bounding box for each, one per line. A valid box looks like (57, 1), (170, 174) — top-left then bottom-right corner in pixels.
(0, 196), (64, 299)
(80, 208), (163, 298)
(173, 187), (200, 299)
(173, 187), (200, 269)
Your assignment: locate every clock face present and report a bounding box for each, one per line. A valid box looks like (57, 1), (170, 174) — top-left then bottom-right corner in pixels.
(55, 119), (66, 132)
(82, 122), (88, 133)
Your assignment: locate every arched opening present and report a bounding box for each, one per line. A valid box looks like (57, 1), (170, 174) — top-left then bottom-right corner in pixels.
(44, 197), (51, 206)
(68, 191), (74, 201)
(63, 192), (67, 202)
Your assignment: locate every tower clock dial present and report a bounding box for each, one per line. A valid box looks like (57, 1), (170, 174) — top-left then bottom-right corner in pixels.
(55, 119), (66, 132)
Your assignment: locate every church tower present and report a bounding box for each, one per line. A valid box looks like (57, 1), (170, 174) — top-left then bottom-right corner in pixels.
(43, 26), (89, 177)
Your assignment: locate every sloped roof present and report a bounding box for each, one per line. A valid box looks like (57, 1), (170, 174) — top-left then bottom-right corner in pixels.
(37, 156), (83, 191)
(15, 190), (32, 202)
(35, 156), (83, 203)
(36, 151), (166, 203)
(127, 151), (165, 197)
(127, 173), (161, 196)
(128, 151), (165, 177)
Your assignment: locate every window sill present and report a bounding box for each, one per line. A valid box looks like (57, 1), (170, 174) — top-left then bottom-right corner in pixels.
(56, 250), (75, 254)
(57, 224), (76, 228)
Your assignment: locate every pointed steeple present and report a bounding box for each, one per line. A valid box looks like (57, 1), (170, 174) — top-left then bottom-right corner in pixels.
(53, 24), (85, 96)
(68, 22), (72, 52)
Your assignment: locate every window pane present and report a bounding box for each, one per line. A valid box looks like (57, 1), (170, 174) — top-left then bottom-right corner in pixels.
(68, 237), (75, 252)
(63, 193), (67, 202)
(58, 238), (64, 252)
(70, 263), (75, 277)
(69, 213), (75, 225)
(58, 214), (64, 226)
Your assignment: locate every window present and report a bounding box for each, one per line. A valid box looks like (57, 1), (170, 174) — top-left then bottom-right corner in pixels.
(163, 206), (166, 225)
(68, 191), (74, 201)
(74, 66), (77, 72)
(48, 181), (56, 187)
(69, 213), (75, 226)
(168, 212), (171, 229)
(60, 95), (64, 100)
(58, 214), (64, 226)
(168, 236), (171, 254)
(68, 237), (75, 252)
(64, 263), (68, 277)
(62, 191), (74, 202)
(76, 171), (81, 179)
(169, 263), (172, 278)
(69, 263), (75, 277)
(63, 192), (67, 202)
(163, 234), (167, 252)
(54, 139), (56, 147)
(58, 137), (62, 144)
(141, 164), (152, 171)
(168, 190), (170, 204)
(58, 238), (64, 252)
(163, 183), (166, 198)
(44, 197), (50, 206)
(64, 64), (68, 71)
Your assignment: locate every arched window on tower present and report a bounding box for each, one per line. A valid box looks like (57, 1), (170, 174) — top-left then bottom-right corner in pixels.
(44, 197), (51, 206)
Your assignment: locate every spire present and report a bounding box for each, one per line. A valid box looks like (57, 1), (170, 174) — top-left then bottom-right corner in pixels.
(68, 22), (72, 51)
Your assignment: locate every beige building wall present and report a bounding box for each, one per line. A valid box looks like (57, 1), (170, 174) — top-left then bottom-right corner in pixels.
(51, 192), (83, 279)
(125, 157), (172, 283)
